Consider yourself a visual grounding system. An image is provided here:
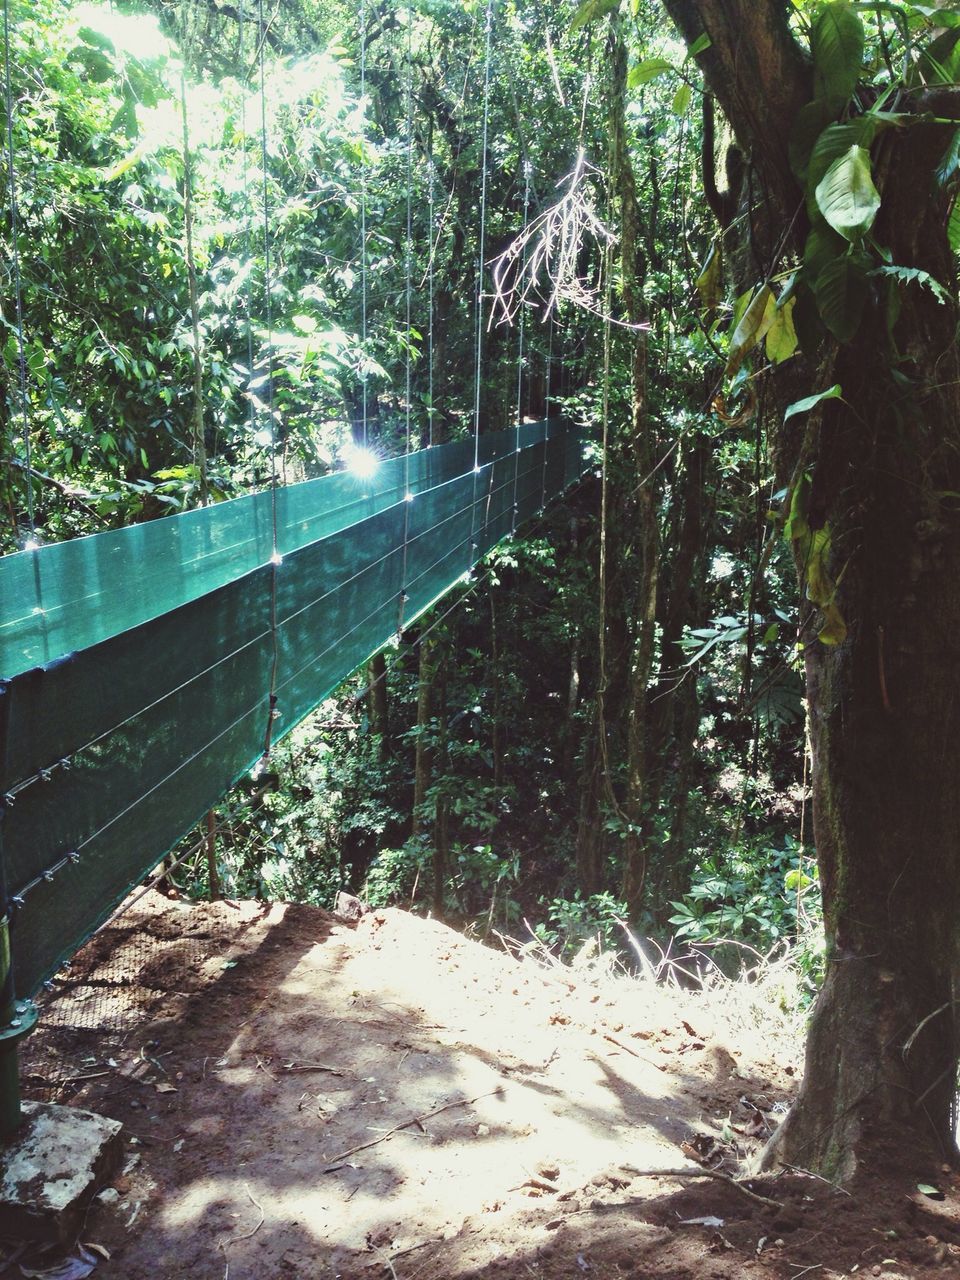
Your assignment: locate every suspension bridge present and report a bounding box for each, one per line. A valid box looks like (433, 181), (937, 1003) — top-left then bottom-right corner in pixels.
(0, 0), (590, 1140)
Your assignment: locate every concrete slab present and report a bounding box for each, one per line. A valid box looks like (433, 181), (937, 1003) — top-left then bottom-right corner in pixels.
(0, 1102), (122, 1242)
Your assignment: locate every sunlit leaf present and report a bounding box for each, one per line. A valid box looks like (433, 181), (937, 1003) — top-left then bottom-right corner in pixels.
(627, 57), (674, 87)
(570, 0), (621, 32)
(672, 82), (692, 115)
(783, 385), (842, 424)
(948, 192), (960, 252)
(815, 145), (881, 241)
(765, 297), (799, 364)
(811, 1), (865, 108)
(725, 284), (775, 377)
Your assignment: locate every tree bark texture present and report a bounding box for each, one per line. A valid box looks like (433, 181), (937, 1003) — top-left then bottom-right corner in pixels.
(367, 651), (390, 762)
(661, 0), (960, 1176)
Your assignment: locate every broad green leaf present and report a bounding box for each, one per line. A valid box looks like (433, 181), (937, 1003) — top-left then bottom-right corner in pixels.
(627, 57), (674, 86)
(812, 2), (865, 108)
(814, 253), (870, 340)
(672, 82), (692, 115)
(916, 28), (960, 84)
(949, 192), (960, 252)
(725, 284), (775, 377)
(789, 99), (838, 185)
(77, 26), (116, 53)
(570, 0), (621, 32)
(805, 119), (878, 219)
(804, 220), (848, 282)
(936, 128), (960, 187)
(695, 241), (722, 310)
(910, 4), (960, 20)
(910, 4), (960, 21)
(687, 33), (712, 57)
(784, 474), (811, 544)
(815, 145), (881, 241)
(783, 384), (842, 423)
(765, 297), (799, 364)
(101, 145), (147, 183)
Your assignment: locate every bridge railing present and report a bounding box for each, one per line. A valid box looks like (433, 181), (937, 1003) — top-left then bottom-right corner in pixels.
(0, 420), (586, 1131)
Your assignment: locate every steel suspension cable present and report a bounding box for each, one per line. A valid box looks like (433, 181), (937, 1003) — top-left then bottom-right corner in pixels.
(468, 0), (495, 564)
(511, 159), (532, 533)
(360, 0), (369, 449)
(427, 157), (435, 449)
(239, 0), (257, 441)
(257, 0), (281, 761)
(404, 0), (413, 481)
(472, 0), (494, 476)
(398, 0), (415, 634)
(3, 0), (34, 541)
(540, 312), (555, 512)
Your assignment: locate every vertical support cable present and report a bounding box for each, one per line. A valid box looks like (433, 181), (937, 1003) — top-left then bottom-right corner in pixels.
(258, 0), (281, 760)
(239, 0), (257, 441)
(540, 310), (555, 512)
(427, 158), (435, 449)
(360, 0), (369, 450)
(511, 159), (531, 534)
(470, 0), (495, 557)
(2, 0), (34, 541)
(398, 0), (415, 634)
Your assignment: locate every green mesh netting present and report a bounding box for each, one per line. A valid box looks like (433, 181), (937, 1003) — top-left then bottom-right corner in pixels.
(0, 421), (585, 995)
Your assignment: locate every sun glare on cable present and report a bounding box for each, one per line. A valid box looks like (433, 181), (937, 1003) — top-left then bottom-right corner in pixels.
(342, 443), (379, 481)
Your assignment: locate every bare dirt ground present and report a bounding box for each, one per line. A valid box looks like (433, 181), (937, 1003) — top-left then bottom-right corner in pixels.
(7, 892), (960, 1279)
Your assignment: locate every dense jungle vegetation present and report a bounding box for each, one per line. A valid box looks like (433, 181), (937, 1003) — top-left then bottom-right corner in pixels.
(4, 0), (960, 1179)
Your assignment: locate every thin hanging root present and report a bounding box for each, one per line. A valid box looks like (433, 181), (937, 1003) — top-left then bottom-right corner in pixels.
(489, 149), (624, 327)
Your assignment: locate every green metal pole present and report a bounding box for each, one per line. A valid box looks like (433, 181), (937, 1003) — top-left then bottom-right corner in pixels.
(0, 678), (38, 1141)
(0, 910), (36, 1141)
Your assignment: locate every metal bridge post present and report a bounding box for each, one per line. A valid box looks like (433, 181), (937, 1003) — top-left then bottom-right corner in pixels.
(0, 681), (38, 1141)
(0, 909), (37, 1140)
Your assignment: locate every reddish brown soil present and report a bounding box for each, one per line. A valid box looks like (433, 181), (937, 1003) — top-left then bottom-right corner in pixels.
(5, 894), (960, 1279)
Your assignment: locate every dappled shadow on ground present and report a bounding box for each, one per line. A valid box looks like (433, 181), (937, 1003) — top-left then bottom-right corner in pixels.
(9, 897), (960, 1280)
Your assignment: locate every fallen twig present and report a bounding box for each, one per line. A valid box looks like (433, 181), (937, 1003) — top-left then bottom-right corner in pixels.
(602, 1033), (666, 1071)
(375, 1249), (399, 1280)
(620, 1165), (780, 1209)
(323, 1087), (503, 1169)
(509, 1176), (561, 1194)
(220, 1185), (265, 1248)
(281, 1062), (344, 1076)
(778, 1160), (851, 1196)
(391, 1240), (434, 1260)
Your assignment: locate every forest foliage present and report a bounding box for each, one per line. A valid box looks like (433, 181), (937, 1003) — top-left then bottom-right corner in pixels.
(3, 0), (883, 992)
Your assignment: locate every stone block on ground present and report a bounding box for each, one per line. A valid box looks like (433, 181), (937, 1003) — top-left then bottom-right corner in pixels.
(0, 1102), (123, 1243)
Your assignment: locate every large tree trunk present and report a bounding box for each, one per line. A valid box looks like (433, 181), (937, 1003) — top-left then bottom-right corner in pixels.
(764, 138), (960, 1176)
(662, 0), (960, 1178)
